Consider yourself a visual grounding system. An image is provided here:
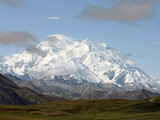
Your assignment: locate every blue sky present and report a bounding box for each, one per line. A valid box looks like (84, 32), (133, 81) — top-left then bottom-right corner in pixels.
(0, 0), (160, 78)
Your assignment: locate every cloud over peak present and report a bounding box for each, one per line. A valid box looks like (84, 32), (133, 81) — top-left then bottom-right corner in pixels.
(78, 0), (160, 22)
(0, 31), (38, 46)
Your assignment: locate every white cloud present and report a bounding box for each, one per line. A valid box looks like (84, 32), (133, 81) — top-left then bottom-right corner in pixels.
(78, 0), (160, 22)
(48, 16), (60, 20)
(0, 0), (30, 8)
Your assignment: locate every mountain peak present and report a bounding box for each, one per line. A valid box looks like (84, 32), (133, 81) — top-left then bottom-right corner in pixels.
(0, 34), (156, 92)
(81, 38), (95, 45)
(36, 34), (78, 52)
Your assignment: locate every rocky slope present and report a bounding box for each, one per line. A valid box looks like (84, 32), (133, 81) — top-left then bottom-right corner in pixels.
(0, 73), (63, 105)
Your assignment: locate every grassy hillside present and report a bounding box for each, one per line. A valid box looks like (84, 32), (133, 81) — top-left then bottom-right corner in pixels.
(0, 99), (160, 120)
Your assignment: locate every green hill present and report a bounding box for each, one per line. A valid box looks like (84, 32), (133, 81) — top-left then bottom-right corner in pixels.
(0, 98), (160, 120)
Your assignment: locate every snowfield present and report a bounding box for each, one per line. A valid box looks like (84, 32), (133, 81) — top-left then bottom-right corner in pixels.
(0, 34), (158, 91)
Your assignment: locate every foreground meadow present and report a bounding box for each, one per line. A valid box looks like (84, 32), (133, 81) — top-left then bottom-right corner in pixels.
(0, 99), (160, 120)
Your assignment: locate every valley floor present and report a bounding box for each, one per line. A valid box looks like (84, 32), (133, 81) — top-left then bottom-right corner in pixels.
(0, 99), (160, 120)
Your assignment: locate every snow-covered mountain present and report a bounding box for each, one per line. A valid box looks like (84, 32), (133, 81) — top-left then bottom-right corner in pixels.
(0, 34), (158, 91)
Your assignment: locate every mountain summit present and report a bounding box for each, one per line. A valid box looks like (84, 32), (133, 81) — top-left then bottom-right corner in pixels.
(0, 34), (158, 91)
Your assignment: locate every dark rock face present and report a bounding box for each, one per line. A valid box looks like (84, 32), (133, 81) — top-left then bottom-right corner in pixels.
(103, 70), (115, 80)
(115, 71), (126, 85)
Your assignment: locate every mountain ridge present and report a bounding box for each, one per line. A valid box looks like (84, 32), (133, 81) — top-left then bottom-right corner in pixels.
(79, 89), (159, 100)
(0, 73), (63, 105)
(0, 34), (159, 92)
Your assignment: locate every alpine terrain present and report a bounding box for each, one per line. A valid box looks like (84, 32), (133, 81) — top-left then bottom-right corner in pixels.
(0, 34), (159, 95)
